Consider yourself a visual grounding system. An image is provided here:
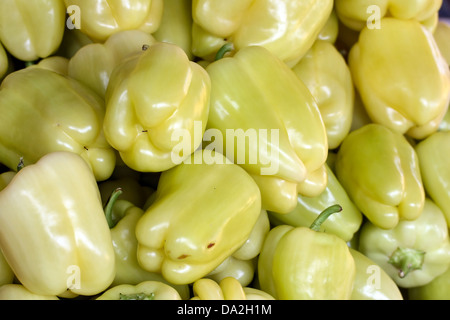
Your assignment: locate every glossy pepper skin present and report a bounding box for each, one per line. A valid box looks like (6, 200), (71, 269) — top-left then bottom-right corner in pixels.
(207, 209), (270, 287)
(415, 130), (450, 225)
(103, 191), (190, 299)
(135, 149), (262, 285)
(206, 256), (256, 288)
(103, 42), (211, 173)
(291, 40), (354, 149)
(139, 193), (264, 288)
(335, 124), (425, 230)
(63, 0), (163, 42)
(258, 206), (356, 300)
(33, 56), (69, 75)
(153, 0), (194, 60)
(96, 281), (181, 300)
(0, 0), (65, 61)
(206, 45), (328, 214)
(317, 10), (339, 44)
(335, 0), (442, 31)
(0, 284), (59, 300)
(434, 20), (450, 132)
(0, 152), (115, 296)
(359, 198), (450, 288)
(191, 0), (333, 66)
(349, 249), (403, 300)
(0, 171), (15, 286)
(0, 67), (116, 182)
(434, 20), (450, 65)
(408, 264), (450, 300)
(191, 277), (275, 300)
(269, 164), (362, 242)
(68, 30), (157, 98)
(348, 18), (450, 140)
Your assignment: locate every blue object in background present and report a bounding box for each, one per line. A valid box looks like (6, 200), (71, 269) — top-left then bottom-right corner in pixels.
(440, 0), (450, 18)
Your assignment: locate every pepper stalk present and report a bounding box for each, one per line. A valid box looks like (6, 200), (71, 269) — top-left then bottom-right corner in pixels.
(257, 203), (355, 299)
(215, 43), (234, 61)
(104, 187), (124, 228)
(119, 292), (155, 300)
(310, 204), (343, 232)
(388, 247), (426, 278)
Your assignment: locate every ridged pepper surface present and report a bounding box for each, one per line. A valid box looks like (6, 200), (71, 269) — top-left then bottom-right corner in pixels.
(0, 152), (116, 296)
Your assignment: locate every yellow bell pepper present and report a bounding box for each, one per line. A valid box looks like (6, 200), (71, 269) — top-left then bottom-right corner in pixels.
(153, 0), (194, 60)
(135, 149), (262, 285)
(243, 287), (277, 300)
(68, 30), (157, 98)
(206, 256), (257, 288)
(408, 264), (450, 300)
(434, 20), (450, 65)
(191, 0), (333, 66)
(359, 198), (450, 288)
(103, 188), (190, 299)
(103, 41), (211, 173)
(0, 151), (115, 296)
(415, 131), (450, 225)
(258, 205), (356, 300)
(191, 277), (275, 300)
(350, 249), (403, 300)
(0, 67), (116, 182)
(32, 56), (69, 76)
(0, 171), (15, 286)
(207, 209), (270, 287)
(269, 164), (363, 242)
(96, 281), (182, 300)
(205, 45), (328, 214)
(0, 284), (59, 300)
(0, 0), (66, 61)
(317, 10), (339, 44)
(335, 0), (442, 32)
(63, 0), (163, 42)
(191, 277), (245, 300)
(434, 20), (450, 132)
(291, 40), (355, 149)
(335, 124), (425, 230)
(348, 17), (450, 140)
(228, 209), (270, 262)
(144, 181), (262, 288)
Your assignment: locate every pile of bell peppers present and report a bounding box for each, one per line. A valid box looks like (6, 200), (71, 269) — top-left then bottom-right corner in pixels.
(0, 0), (449, 301)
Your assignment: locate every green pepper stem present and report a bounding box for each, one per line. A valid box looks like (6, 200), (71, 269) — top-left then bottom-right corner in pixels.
(309, 204), (342, 232)
(104, 187), (123, 228)
(24, 60), (38, 67)
(119, 292), (155, 300)
(388, 247), (426, 278)
(214, 43), (234, 61)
